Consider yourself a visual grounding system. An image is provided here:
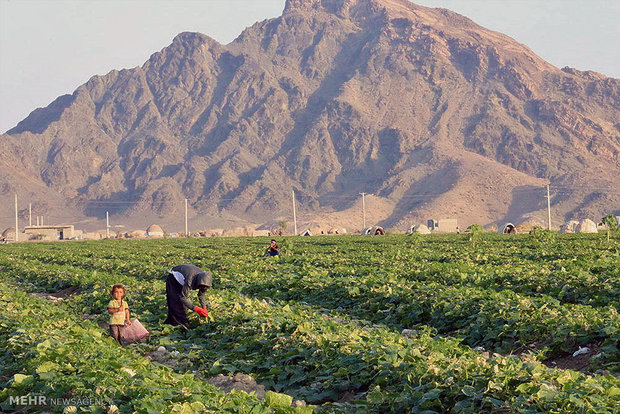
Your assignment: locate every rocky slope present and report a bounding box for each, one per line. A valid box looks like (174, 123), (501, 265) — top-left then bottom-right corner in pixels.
(1, 0), (618, 231)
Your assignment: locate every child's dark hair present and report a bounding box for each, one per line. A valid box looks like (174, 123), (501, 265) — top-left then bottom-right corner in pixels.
(110, 284), (126, 298)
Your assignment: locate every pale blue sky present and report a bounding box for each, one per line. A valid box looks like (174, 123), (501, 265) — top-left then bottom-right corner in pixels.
(1, 0), (618, 134)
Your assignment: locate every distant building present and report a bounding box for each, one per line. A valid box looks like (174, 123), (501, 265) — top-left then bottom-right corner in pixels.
(225, 227), (252, 237)
(427, 219), (458, 233)
(24, 225), (74, 240)
(409, 224), (431, 234)
(1, 227), (16, 242)
(128, 230), (147, 239)
(204, 229), (224, 237)
(361, 226), (385, 235)
(146, 224), (165, 237)
(514, 216), (545, 233)
(560, 220), (580, 234)
(499, 223), (517, 234)
(576, 219), (598, 233)
(298, 222), (327, 236)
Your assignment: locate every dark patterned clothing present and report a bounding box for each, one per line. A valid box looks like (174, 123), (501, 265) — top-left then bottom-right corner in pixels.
(164, 264), (212, 326)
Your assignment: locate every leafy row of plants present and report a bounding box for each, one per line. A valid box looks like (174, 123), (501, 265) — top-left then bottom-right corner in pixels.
(167, 289), (620, 413)
(12, 233), (619, 307)
(3, 236), (617, 368)
(0, 238), (619, 412)
(236, 268), (619, 361)
(0, 279), (302, 414)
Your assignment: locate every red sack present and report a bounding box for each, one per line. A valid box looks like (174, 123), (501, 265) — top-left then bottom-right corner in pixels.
(120, 319), (149, 344)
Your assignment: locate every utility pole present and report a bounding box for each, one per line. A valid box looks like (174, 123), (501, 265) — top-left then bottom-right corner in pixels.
(546, 185), (552, 230)
(14, 194), (18, 242)
(29, 203), (32, 227)
(106, 211), (110, 239)
(292, 190), (298, 236)
(184, 198), (188, 237)
(360, 192), (367, 229)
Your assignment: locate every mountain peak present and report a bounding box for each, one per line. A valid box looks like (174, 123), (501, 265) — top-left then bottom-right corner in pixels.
(283, 0), (378, 17)
(283, 0), (428, 15)
(284, 0), (348, 12)
(165, 32), (223, 57)
(171, 31), (220, 47)
(282, 0), (500, 40)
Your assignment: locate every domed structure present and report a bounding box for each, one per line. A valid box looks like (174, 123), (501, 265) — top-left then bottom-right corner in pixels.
(576, 219), (598, 233)
(499, 223), (517, 234)
(129, 230), (146, 238)
(362, 226), (385, 235)
(146, 224), (164, 237)
(2, 227), (16, 241)
(2, 227), (16, 238)
(413, 224), (431, 234)
(514, 217), (545, 233)
(560, 220), (580, 234)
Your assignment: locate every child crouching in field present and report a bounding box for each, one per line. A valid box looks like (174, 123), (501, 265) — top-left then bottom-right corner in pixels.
(108, 284), (131, 344)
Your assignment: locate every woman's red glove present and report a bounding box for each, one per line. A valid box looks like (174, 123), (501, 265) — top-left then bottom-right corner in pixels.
(194, 306), (208, 317)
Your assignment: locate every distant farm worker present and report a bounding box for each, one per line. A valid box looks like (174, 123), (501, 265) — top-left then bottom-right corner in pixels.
(107, 284), (131, 344)
(265, 239), (280, 256)
(164, 264), (212, 326)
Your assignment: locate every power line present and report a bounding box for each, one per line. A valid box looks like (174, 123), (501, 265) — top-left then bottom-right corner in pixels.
(27, 186), (620, 207)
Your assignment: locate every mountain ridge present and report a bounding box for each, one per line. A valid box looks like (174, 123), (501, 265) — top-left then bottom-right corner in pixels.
(1, 0), (618, 232)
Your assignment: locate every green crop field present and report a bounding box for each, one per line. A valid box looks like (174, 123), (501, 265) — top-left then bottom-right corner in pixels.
(0, 233), (618, 413)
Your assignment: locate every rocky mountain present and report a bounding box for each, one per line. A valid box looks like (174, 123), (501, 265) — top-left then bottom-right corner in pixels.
(1, 0), (618, 232)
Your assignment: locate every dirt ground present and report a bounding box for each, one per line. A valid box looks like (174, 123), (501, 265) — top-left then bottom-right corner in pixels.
(544, 344), (600, 372)
(28, 286), (81, 302)
(206, 373), (267, 398)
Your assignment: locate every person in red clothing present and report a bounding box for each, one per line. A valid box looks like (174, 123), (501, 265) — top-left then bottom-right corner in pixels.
(164, 264), (212, 326)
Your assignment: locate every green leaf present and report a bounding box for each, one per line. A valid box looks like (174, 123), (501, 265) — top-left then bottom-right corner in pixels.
(536, 385), (559, 400)
(569, 394), (586, 407)
(422, 388), (442, 401)
(12, 374), (33, 386)
(269, 366), (283, 375)
(209, 359), (223, 374)
(38, 371), (56, 380)
(295, 322), (312, 334)
(461, 386), (476, 397)
(264, 391), (293, 408)
(36, 361), (59, 374)
(606, 386), (619, 397)
(36, 339), (52, 354)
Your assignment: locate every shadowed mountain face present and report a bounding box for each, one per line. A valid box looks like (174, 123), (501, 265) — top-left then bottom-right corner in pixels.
(1, 0), (618, 230)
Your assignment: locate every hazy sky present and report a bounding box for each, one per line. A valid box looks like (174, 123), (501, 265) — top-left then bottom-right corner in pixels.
(1, 0), (618, 134)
